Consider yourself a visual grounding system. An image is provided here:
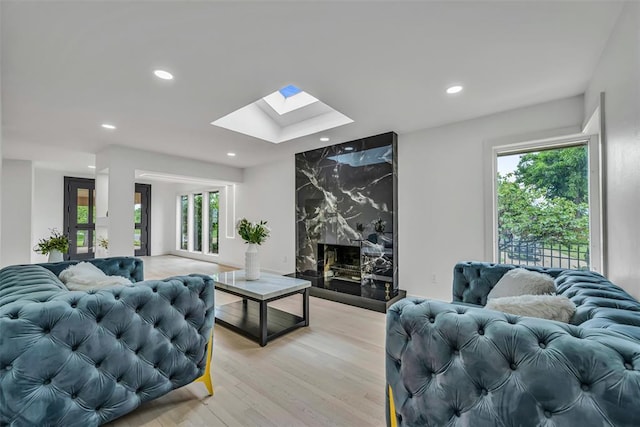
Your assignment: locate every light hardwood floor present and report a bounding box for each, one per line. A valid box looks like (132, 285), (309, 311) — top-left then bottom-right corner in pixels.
(107, 255), (387, 427)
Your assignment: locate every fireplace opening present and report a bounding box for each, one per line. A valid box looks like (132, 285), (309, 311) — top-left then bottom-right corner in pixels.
(317, 243), (361, 286)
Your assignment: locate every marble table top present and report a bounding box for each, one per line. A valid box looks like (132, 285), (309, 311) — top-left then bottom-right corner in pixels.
(211, 270), (311, 300)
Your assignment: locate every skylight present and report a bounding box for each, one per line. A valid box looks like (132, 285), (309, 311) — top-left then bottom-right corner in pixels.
(279, 85), (302, 98)
(211, 85), (353, 144)
(262, 86), (319, 116)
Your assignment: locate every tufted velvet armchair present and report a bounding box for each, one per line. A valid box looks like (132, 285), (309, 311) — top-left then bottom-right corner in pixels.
(0, 257), (215, 426)
(386, 261), (640, 427)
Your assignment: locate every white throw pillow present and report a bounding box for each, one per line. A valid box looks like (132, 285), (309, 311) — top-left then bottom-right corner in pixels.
(488, 268), (555, 299)
(59, 262), (132, 291)
(485, 294), (576, 323)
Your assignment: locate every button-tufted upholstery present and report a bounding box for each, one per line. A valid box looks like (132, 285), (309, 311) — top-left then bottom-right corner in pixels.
(35, 257), (144, 283)
(386, 262), (640, 426)
(452, 261), (565, 306)
(0, 258), (215, 426)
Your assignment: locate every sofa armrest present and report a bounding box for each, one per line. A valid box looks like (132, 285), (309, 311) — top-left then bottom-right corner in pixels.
(386, 298), (640, 427)
(0, 274), (214, 426)
(36, 256), (144, 282)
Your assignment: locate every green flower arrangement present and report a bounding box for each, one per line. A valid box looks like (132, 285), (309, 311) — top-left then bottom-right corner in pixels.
(97, 236), (109, 250)
(237, 218), (270, 244)
(34, 228), (69, 255)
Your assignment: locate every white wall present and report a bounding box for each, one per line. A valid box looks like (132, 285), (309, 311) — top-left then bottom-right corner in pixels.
(1, 160), (34, 267)
(168, 157), (296, 275)
(399, 96), (584, 300)
(30, 169), (95, 263)
(7, 167), (172, 265)
(584, 1), (640, 297)
(195, 96), (583, 298)
(149, 181), (178, 256)
(96, 145), (243, 257)
(31, 168), (66, 263)
(224, 156), (296, 274)
(32, 169), (179, 260)
(96, 145), (243, 184)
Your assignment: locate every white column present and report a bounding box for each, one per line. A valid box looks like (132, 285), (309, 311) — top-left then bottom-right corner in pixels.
(107, 162), (135, 256)
(1, 160), (34, 266)
(94, 172), (109, 257)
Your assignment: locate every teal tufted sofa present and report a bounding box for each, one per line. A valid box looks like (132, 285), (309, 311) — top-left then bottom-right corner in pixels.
(0, 257), (215, 426)
(386, 261), (640, 426)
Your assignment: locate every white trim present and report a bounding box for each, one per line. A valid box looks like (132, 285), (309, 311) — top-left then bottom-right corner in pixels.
(484, 130), (603, 271)
(176, 187), (222, 256)
(206, 190), (220, 255)
(187, 194), (194, 252)
(583, 101), (607, 274)
(225, 184), (236, 239)
(586, 134), (603, 273)
(202, 192), (210, 254)
(583, 105), (601, 135)
(175, 196), (181, 251)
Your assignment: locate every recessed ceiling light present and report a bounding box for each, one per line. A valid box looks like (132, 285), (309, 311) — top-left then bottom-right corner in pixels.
(101, 123), (116, 130)
(446, 85), (463, 94)
(154, 69), (174, 80)
(344, 147), (354, 151)
(88, 165), (96, 169)
(320, 137), (330, 142)
(227, 152), (236, 157)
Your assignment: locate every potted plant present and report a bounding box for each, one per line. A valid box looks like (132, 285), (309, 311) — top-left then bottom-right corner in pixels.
(237, 218), (270, 280)
(34, 228), (69, 262)
(96, 236), (109, 257)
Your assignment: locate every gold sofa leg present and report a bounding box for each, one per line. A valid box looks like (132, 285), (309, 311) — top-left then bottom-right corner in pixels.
(194, 328), (214, 396)
(388, 384), (398, 427)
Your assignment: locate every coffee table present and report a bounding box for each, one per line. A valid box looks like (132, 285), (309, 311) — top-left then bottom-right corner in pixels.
(212, 270), (311, 346)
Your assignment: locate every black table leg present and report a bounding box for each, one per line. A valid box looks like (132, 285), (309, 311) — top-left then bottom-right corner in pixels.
(303, 288), (310, 326)
(259, 300), (268, 347)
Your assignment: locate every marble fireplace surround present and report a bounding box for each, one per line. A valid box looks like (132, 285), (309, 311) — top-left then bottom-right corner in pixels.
(294, 132), (404, 312)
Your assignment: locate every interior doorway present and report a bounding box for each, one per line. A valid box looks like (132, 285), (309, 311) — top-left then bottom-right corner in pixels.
(64, 177), (96, 260)
(63, 178), (152, 259)
(135, 183), (151, 256)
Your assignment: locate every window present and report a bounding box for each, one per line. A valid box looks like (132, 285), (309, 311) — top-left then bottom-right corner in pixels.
(193, 194), (203, 252)
(491, 135), (602, 271)
(177, 191), (220, 255)
(209, 191), (219, 254)
(180, 195), (188, 250)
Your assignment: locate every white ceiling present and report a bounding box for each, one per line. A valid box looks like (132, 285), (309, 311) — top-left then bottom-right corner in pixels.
(1, 1), (623, 170)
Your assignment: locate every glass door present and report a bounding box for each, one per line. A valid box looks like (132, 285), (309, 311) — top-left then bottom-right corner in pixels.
(64, 177), (95, 260)
(135, 183), (151, 256)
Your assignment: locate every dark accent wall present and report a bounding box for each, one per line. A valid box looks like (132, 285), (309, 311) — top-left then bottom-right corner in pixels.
(295, 132), (398, 300)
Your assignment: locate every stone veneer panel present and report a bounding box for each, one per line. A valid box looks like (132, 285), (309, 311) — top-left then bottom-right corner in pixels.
(295, 132), (398, 299)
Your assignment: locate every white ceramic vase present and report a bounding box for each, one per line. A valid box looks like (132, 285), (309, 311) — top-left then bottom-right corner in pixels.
(48, 250), (64, 263)
(245, 243), (260, 280)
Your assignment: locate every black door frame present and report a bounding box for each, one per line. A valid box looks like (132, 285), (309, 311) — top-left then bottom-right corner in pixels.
(64, 177), (96, 260)
(64, 178), (152, 259)
(135, 183), (151, 256)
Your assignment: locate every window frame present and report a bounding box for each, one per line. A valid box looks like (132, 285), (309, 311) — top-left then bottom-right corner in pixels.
(176, 188), (222, 257)
(485, 132), (603, 273)
(208, 191), (220, 254)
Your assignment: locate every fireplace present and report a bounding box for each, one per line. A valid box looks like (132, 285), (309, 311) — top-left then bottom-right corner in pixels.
(318, 244), (361, 292)
(294, 131), (405, 312)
